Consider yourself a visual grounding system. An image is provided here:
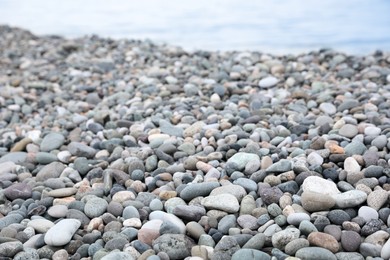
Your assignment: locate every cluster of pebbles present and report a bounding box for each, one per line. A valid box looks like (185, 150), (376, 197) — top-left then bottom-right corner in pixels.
(1, 25), (390, 260)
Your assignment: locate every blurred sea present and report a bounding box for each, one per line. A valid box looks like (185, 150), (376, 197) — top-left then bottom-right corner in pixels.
(0, 0), (389, 54)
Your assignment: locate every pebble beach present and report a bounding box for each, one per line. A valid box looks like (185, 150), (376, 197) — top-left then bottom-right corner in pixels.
(1, 25), (390, 259)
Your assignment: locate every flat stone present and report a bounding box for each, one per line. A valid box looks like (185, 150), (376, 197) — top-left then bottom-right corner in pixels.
(231, 249), (271, 260)
(180, 182), (220, 201)
(265, 159), (292, 174)
(227, 152), (260, 171)
(331, 190), (367, 208)
(301, 191), (336, 212)
(287, 212), (311, 226)
(40, 132), (65, 152)
(4, 182), (32, 200)
(35, 161), (66, 182)
(295, 247), (337, 260)
(44, 219), (81, 246)
(201, 194), (240, 213)
(259, 76), (278, 88)
(209, 184), (247, 202)
(302, 176), (340, 195)
(27, 218), (55, 233)
(68, 141), (96, 158)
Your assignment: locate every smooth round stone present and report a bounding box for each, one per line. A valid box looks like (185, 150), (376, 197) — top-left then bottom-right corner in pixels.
(371, 135), (387, 149)
(308, 232), (339, 253)
(302, 176), (340, 195)
(198, 234), (216, 247)
(35, 152), (58, 164)
(331, 190), (367, 208)
(186, 221), (206, 240)
(123, 218), (142, 228)
(172, 205), (206, 222)
(328, 209), (351, 225)
(218, 215), (237, 234)
(344, 141), (367, 156)
(341, 231), (361, 252)
(47, 205), (68, 218)
(287, 212), (310, 226)
(237, 215), (259, 230)
(4, 182), (32, 200)
(259, 76), (278, 88)
(210, 185), (247, 202)
(315, 115), (333, 126)
(152, 234), (194, 260)
(295, 247), (337, 260)
(27, 219), (54, 233)
(365, 126), (381, 136)
(122, 206), (140, 219)
(271, 228), (300, 250)
(364, 165), (384, 178)
(307, 152), (324, 166)
(227, 152), (260, 171)
(149, 199), (164, 211)
(242, 233), (265, 250)
(40, 132), (65, 152)
(138, 219), (162, 245)
(149, 211), (186, 234)
(338, 124), (358, 138)
(84, 197), (108, 218)
(285, 238), (309, 255)
(301, 191), (335, 212)
(201, 194), (240, 213)
(231, 249), (271, 260)
(68, 141), (96, 158)
(179, 182), (220, 202)
(319, 103), (337, 115)
(358, 206), (379, 222)
(44, 219), (81, 246)
(233, 178), (257, 193)
(324, 225), (342, 241)
(52, 249), (69, 260)
(35, 161), (66, 182)
(299, 220), (318, 236)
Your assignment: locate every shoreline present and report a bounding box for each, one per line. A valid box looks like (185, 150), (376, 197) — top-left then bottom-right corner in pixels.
(1, 25), (390, 259)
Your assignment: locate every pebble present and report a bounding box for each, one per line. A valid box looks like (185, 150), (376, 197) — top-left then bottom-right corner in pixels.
(84, 197), (109, 218)
(341, 230), (361, 252)
(231, 248), (271, 260)
(259, 76), (278, 88)
(308, 231), (339, 253)
(40, 132), (65, 152)
(201, 194), (240, 213)
(272, 228), (300, 250)
(152, 234), (194, 260)
(295, 247), (337, 260)
(44, 219), (81, 246)
(302, 176), (340, 195)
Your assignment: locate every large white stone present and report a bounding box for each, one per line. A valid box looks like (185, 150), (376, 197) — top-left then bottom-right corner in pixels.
(302, 176), (340, 195)
(44, 219), (81, 246)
